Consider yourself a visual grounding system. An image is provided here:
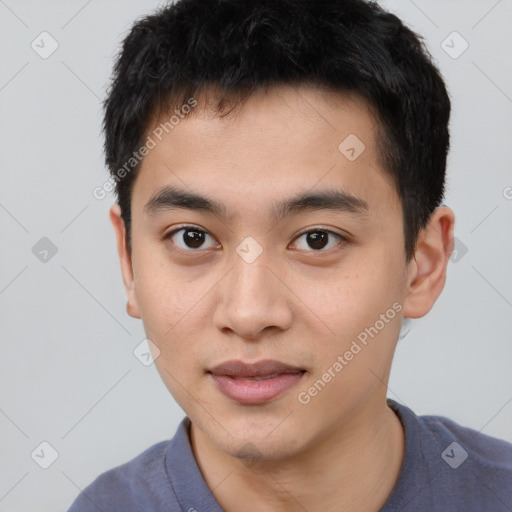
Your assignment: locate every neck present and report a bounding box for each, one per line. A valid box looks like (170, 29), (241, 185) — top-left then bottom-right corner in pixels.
(189, 397), (404, 512)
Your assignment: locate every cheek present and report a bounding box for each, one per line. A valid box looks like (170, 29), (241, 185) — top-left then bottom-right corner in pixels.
(304, 250), (405, 379)
(311, 255), (403, 334)
(132, 245), (199, 333)
(138, 273), (206, 408)
(131, 249), (213, 374)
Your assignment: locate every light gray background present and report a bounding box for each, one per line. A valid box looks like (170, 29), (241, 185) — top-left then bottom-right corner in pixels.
(0, 0), (511, 510)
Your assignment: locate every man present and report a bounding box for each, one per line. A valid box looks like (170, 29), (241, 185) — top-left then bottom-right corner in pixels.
(69, 0), (512, 510)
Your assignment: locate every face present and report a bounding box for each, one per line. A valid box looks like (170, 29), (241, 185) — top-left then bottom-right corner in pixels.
(114, 85), (416, 461)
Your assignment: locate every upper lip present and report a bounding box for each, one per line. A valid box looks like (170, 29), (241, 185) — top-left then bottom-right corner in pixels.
(208, 359), (305, 378)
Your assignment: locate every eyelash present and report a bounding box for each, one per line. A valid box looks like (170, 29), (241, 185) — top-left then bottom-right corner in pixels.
(163, 224), (347, 254)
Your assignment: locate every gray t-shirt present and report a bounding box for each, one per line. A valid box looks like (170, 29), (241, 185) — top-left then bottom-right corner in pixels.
(67, 399), (512, 511)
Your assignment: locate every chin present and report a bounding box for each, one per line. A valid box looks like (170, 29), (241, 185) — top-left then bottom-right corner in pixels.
(228, 437), (301, 464)
(210, 418), (305, 461)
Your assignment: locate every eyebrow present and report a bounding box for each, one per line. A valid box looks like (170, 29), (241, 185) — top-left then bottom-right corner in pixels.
(144, 185), (369, 223)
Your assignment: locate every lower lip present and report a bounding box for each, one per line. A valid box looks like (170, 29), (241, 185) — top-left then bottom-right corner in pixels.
(210, 372), (305, 405)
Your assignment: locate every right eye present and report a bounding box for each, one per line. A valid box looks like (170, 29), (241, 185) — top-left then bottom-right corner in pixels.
(164, 225), (221, 252)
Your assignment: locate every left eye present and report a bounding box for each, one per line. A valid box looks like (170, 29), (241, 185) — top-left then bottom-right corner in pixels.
(292, 230), (345, 251)
(167, 226), (219, 251)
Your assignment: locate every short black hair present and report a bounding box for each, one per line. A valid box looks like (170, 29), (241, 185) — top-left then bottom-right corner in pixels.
(103, 0), (451, 261)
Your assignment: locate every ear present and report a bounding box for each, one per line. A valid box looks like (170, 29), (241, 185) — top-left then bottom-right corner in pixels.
(109, 204), (141, 319)
(402, 206), (455, 318)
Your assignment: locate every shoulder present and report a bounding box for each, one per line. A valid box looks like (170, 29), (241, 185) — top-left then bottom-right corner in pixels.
(388, 400), (512, 511)
(421, 411), (512, 472)
(66, 439), (180, 512)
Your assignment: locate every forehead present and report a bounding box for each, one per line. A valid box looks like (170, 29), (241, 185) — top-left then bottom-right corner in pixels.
(132, 84), (399, 224)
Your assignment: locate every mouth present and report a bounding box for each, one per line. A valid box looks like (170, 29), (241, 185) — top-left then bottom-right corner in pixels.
(229, 373), (292, 381)
(207, 359), (307, 405)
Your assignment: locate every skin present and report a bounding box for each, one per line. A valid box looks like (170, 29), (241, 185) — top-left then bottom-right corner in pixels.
(111, 84), (455, 512)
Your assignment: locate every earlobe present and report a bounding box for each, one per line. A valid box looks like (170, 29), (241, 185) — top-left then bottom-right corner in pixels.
(109, 204), (141, 319)
(402, 206), (455, 319)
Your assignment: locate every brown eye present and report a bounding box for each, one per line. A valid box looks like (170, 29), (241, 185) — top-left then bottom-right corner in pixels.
(166, 226), (219, 251)
(181, 228), (206, 248)
(306, 231), (329, 250)
(292, 229), (345, 252)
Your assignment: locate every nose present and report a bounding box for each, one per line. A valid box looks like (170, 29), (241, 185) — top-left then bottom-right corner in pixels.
(213, 255), (293, 341)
